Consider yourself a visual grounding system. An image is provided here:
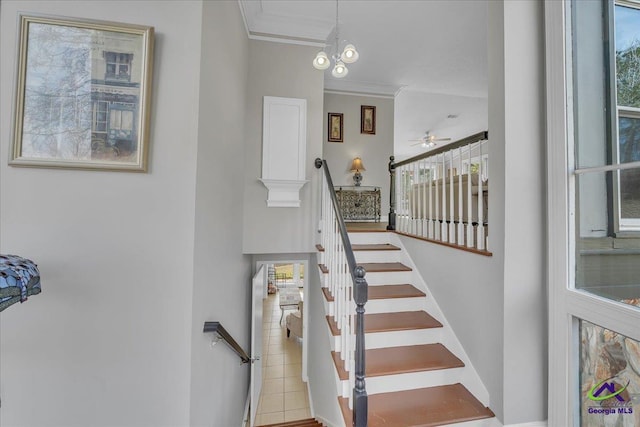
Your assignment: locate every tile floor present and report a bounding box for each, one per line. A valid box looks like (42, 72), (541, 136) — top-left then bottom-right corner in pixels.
(255, 291), (310, 426)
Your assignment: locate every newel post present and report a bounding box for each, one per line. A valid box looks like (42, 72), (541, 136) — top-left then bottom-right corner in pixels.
(387, 155), (396, 230)
(352, 265), (368, 427)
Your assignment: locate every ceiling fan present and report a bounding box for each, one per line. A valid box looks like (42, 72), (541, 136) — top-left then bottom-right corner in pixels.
(409, 131), (451, 148)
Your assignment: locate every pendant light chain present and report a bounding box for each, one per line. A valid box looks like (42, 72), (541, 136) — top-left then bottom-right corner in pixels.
(312, 0), (359, 78)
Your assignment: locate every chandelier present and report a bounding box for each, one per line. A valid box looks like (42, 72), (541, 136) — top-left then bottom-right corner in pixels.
(312, 0), (359, 78)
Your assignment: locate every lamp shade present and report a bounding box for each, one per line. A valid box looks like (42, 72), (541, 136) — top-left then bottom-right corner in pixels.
(313, 51), (330, 70)
(332, 61), (348, 78)
(342, 44), (359, 63)
(350, 157), (366, 172)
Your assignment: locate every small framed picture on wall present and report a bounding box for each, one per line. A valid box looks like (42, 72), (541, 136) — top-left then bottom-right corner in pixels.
(328, 112), (343, 142)
(361, 105), (376, 135)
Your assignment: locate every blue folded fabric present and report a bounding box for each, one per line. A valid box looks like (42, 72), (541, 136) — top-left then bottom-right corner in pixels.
(0, 255), (41, 312)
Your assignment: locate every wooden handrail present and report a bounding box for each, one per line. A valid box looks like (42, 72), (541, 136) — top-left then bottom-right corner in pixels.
(315, 158), (368, 427)
(203, 321), (251, 364)
(394, 131), (488, 168)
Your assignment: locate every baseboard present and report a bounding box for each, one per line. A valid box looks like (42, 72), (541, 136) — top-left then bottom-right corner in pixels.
(315, 415), (341, 427)
(241, 388), (250, 427)
(504, 421), (547, 427)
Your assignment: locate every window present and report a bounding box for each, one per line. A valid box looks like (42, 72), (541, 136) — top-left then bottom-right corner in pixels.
(92, 101), (108, 133)
(104, 52), (132, 81)
(615, 2), (640, 230)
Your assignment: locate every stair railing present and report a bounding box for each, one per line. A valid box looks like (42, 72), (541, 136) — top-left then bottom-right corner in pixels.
(203, 321), (251, 364)
(315, 158), (368, 427)
(387, 131), (490, 252)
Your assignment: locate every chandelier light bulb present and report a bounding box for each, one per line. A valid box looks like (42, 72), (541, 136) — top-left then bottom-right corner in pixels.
(341, 44), (359, 63)
(332, 61), (348, 78)
(312, 51), (330, 70)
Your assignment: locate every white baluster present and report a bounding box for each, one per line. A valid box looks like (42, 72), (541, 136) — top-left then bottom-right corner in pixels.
(428, 156), (433, 239)
(477, 142), (485, 250)
(420, 159), (426, 237)
(441, 153), (447, 242)
(467, 143), (473, 247)
(434, 158), (440, 240)
(458, 147), (464, 245)
(449, 150), (455, 243)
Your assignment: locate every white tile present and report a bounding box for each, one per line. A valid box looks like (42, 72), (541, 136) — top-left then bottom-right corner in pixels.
(259, 392), (284, 414)
(284, 363), (302, 378)
(262, 378), (284, 395)
(284, 376), (306, 393)
(284, 391), (307, 411)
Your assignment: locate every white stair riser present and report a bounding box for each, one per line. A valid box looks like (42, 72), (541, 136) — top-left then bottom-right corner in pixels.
(324, 297), (425, 315)
(353, 250), (402, 264)
(329, 327), (444, 351)
(342, 367), (464, 396)
(347, 232), (393, 245)
(446, 418), (502, 427)
(365, 328), (443, 349)
(364, 271), (413, 285)
(365, 297), (425, 314)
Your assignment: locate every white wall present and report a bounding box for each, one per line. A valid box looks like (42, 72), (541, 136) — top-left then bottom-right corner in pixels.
(243, 41), (325, 254)
(0, 1), (202, 426)
(189, 2), (252, 426)
(306, 254), (344, 427)
(501, 1), (546, 423)
(399, 2), (547, 425)
(322, 93), (394, 215)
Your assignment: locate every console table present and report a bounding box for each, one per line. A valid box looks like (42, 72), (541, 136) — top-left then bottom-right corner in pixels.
(335, 186), (381, 222)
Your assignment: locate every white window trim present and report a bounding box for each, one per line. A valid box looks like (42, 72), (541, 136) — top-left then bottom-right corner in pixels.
(545, 1), (640, 426)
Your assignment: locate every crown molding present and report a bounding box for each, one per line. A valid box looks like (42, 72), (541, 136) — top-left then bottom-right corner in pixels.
(238, 0), (332, 47)
(324, 80), (404, 98)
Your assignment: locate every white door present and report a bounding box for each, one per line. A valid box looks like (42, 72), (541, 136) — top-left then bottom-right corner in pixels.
(250, 265), (265, 427)
(546, 1), (640, 425)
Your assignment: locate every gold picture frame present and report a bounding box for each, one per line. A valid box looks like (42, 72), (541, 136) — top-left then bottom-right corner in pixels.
(10, 14), (154, 171)
(361, 105), (376, 135)
(328, 112), (344, 142)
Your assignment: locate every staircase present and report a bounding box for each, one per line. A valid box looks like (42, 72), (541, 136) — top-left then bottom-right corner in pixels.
(259, 418), (324, 427)
(318, 228), (496, 427)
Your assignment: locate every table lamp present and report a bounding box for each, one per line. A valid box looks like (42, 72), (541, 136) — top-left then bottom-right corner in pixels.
(350, 157), (366, 186)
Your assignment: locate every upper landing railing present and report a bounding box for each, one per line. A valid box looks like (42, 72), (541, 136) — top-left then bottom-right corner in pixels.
(387, 131), (491, 254)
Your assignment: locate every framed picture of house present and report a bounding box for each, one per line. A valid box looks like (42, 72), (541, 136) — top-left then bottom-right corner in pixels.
(10, 15), (154, 171)
(361, 105), (376, 135)
(328, 112), (343, 142)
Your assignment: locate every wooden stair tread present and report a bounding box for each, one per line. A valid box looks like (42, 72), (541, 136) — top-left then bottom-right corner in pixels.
(352, 243), (401, 251)
(321, 287), (334, 302)
(338, 383), (494, 427)
(359, 262), (412, 272)
(326, 311), (442, 336)
(369, 284), (425, 299)
(318, 264), (328, 274)
(258, 418), (323, 427)
(315, 244), (325, 252)
(365, 311), (442, 332)
(331, 343), (464, 380)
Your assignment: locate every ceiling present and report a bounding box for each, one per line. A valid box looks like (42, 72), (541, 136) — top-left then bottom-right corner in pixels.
(239, 0), (489, 160)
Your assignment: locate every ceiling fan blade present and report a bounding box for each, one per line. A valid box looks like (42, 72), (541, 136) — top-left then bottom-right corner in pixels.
(433, 137), (451, 142)
(410, 141), (425, 146)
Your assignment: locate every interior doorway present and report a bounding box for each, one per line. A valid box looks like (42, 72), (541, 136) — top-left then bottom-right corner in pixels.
(253, 259), (310, 425)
